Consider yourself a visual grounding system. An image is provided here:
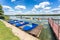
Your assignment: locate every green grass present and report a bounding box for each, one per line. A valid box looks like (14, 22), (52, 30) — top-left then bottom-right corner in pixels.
(4, 15), (9, 20)
(0, 21), (20, 40)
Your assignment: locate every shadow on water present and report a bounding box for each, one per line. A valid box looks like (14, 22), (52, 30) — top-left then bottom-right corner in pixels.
(39, 22), (57, 40)
(49, 24), (57, 40)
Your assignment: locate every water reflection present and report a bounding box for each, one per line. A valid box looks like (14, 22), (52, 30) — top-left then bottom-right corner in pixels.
(39, 20), (56, 40)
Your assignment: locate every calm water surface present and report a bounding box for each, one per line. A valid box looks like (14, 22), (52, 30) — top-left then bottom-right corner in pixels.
(9, 16), (57, 40)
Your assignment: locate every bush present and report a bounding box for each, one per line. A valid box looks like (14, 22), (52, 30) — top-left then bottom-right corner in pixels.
(4, 15), (9, 20)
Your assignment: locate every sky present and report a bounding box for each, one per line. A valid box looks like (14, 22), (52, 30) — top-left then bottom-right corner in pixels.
(0, 0), (60, 15)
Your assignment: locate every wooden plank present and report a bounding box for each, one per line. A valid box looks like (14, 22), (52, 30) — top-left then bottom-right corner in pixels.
(29, 25), (43, 37)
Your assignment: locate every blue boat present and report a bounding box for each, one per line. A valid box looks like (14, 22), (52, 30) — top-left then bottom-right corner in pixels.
(8, 20), (19, 24)
(22, 23), (38, 31)
(15, 22), (29, 27)
(23, 22), (29, 25)
(15, 23), (24, 27)
(8, 20), (38, 31)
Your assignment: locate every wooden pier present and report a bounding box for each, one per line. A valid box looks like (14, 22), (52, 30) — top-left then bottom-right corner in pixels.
(29, 25), (43, 37)
(48, 18), (60, 40)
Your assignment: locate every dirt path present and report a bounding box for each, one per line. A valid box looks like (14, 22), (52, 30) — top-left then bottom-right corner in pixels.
(1, 20), (39, 40)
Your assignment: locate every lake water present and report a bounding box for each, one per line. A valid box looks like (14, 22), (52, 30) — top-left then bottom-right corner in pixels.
(9, 16), (60, 20)
(9, 16), (59, 40)
(39, 21), (56, 40)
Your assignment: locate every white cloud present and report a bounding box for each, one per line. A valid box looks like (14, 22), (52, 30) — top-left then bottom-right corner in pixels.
(2, 5), (15, 15)
(15, 5), (26, 10)
(34, 5), (40, 9)
(30, 2), (51, 14)
(24, 2), (54, 14)
(50, 7), (60, 14)
(15, 11), (23, 14)
(32, 8), (36, 12)
(34, 2), (50, 9)
(2, 5), (14, 12)
(44, 7), (51, 10)
(4, 10), (23, 15)
(51, 8), (60, 11)
(11, 0), (16, 2)
(2, 5), (25, 15)
(3, 1), (60, 15)
(3, 5), (12, 9)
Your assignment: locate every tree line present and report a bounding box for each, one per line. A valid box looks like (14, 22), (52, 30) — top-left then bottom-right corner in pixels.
(0, 5), (9, 20)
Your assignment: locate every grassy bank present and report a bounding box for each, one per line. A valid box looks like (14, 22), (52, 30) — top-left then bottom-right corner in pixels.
(0, 21), (20, 40)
